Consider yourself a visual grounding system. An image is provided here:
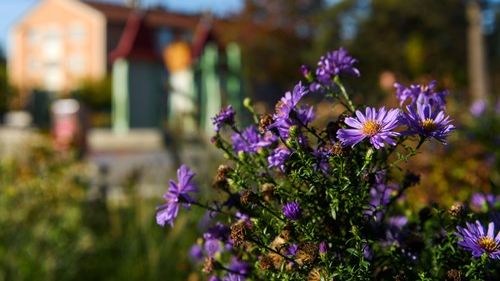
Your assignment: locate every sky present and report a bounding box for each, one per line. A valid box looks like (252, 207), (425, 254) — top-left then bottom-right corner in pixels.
(0, 0), (244, 55)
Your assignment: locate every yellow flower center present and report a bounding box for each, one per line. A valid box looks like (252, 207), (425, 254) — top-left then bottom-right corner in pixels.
(421, 118), (437, 132)
(362, 120), (381, 136)
(478, 236), (499, 253)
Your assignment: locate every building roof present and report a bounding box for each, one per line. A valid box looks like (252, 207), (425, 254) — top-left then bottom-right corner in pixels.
(83, 0), (201, 29)
(108, 11), (159, 62)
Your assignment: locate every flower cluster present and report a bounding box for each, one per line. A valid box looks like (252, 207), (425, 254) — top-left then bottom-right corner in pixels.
(156, 48), (499, 280)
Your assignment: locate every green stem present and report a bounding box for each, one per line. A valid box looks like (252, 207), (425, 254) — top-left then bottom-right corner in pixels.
(415, 136), (427, 150)
(257, 201), (287, 223)
(334, 76), (356, 113)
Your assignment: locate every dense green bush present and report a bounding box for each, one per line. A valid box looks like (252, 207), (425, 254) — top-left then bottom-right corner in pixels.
(0, 140), (200, 281)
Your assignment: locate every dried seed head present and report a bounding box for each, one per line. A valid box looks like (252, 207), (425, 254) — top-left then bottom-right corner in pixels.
(296, 243), (318, 266)
(330, 142), (344, 156)
(213, 165), (233, 190)
(279, 224), (293, 242)
(270, 236), (286, 250)
(216, 165), (232, 182)
(230, 221), (248, 247)
(448, 202), (466, 218)
(307, 268), (327, 281)
(268, 252), (283, 269)
(240, 190), (255, 206)
(258, 255), (274, 271)
(261, 183), (275, 202)
(202, 257), (215, 274)
(446, 269), (464, 281)
(393, 272), (407, 281)
(259, 114), (274, 133)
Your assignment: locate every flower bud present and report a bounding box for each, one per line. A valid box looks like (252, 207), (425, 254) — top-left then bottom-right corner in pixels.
(289, 125), (299, 139)
(211, 136), (223, 148)
(238, 151), (246, 161)
(243, 97), (252, 109)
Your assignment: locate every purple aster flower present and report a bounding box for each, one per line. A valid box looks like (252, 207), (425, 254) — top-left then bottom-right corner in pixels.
(223, 274), (244, 281)
(300, 64), (312, 78)
(189, 244), (203, 262)
(401, 102), (454, 143)
(212, 105), (235, 132)
(364, 174), (400, 221)
(394, 81), (447, 109)
(470, 99), (487, 117)
(319, 241), (328, 255)
(205, 238), (222, 257)
(268, 146), (291, 172)
(316, 48), (360, 85)
(287, 244), (299, 256)
(388, 216), (408, 229)
(313, 146), (331, 174)
(456, 221), (500, 259)
(282, 201), (301, 221)
(275, 82), (309, 119)
(337, 107), (400, 149)
(209, 276), (221, 281)
(205, 222), (230, 241)
(269, 82), (314, 138)
(228, 257), (249, 277)
(470, 193), (498, 212)
(232, 126), (260, 153)
(156, 165), (197, 227)
(232, 125), (277, 154)
(235, 212), (250, 222)
(363, 244), (373, 260)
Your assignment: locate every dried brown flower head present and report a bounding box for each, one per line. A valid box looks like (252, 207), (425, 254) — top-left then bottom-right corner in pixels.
(258, 255), (274, 271)
(259, 114), (274, 133)
(230, 221), (248, 247)
(448, 202), (466, 218)
(202, 257), (215, 274)
(261, 183), (275, 202)
(446, 269), (464, 281)
(296, 243), (318, 266)
(212, 165), (233, 190)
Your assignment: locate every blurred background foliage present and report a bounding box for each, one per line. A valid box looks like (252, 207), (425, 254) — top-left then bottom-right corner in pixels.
(0, 140), (205, 281)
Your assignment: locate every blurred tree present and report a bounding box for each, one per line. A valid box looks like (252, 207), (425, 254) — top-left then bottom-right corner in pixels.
(347, 0), (468, 101)
(486, 1), (500, 96)
(0, 46), (14, 118)
(289, 0), (474, 105)
(220, 0), (328, 105)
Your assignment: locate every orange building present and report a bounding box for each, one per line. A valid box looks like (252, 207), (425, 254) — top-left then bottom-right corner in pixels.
(8, 0), (202, 97)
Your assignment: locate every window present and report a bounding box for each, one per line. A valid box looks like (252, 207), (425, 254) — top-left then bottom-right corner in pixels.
(27, 27), (40, 45)
(68, 54), (86, 75)
(43, 26), (63, 62)
(68, 22), (86, 42)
